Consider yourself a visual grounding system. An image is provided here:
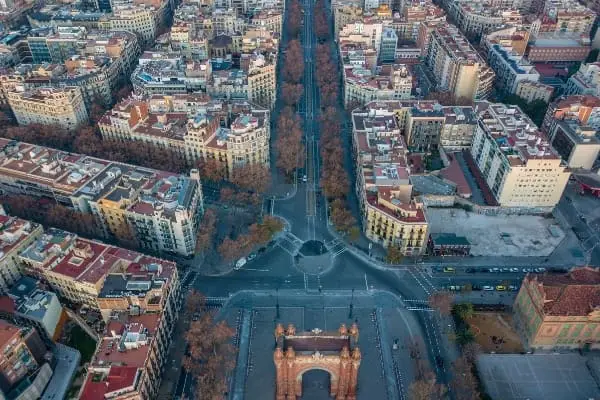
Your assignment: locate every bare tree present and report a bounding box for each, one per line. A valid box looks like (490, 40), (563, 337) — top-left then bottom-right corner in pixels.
(429, 291), (454, 316)
(183, 291), (236, 400)
(282, 82), (304, 107)
(450, 356), (480, 400)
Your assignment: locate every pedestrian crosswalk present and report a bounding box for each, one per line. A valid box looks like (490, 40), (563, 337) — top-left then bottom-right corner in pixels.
(324, 238), (346, 257)
(277, 231), (304, 256)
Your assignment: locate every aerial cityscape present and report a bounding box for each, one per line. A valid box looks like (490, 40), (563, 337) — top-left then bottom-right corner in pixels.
(0, 0), (598, 397)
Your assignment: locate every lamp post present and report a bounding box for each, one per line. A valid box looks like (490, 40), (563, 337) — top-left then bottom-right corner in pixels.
(349, 288), (354, 319)
(276, 287), (280, 320)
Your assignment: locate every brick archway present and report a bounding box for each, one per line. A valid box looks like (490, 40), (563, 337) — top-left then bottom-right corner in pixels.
(273, 323), (361, 400)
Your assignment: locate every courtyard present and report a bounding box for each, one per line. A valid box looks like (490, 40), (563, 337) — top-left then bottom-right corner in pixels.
(467, 312), (524, 353)
(427, 208), (565, 257)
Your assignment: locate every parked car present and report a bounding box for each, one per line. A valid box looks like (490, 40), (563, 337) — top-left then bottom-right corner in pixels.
(302, 175), (308, 183)
(496, 285), (507, 291)
(483, 286), (494, 291)
(501, 268), (510, 273)
(522, 268), (532, 273)
(234, 257), (247, 270)
(534, 267), (546, 273)
(443, 267), (455, 273)
(247, 252), (257, 261)
(509, 285), (518, 291)
(509, 268), (519, 273)
(489, 268), (500, 273)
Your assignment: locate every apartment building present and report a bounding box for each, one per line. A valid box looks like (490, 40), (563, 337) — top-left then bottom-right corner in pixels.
(440, 106), (477, 150)
(0, 216), (43, 292)
(514, 267), (600, 349)
(26, 26), (88, 64)
(19, 227), (179, 312)
(251, 8), (283, 34)
(565, 62), (600, 97)
(385, 0), (446, 44)
(244, 52), (276, 109)
(351, 103), (429, 255)
(542, 95), (600, 170)
(0, 139), (205, 257)
(3, 276), (64, 343)
(99, 96), (270, 176)
(339, 20), (384, 59)
(333, 0), (363, 38)
(99, 4), (158, 47)
(6, 86), (89, 130)
(515, 80), (554, 103)
(424, 23), (495, 101)
(482, 26), (530, 57)
(131, 54), (211, 95)
(342, 45), (413, 106)
(448, 0), (522, 37)
(470, 102), (570, 208)
(487, 44), (540, 95)
(79, 253), (179, 399)
(0, 321), (52, 400)
(404, 102), (446, 152)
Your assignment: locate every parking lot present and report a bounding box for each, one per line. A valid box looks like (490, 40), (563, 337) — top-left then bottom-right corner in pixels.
(427, 208), (565, 257)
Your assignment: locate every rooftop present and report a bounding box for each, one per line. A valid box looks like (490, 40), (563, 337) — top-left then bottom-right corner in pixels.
(475, 102), (561, 164)
(527, 267), (600, 316)
(0, 215), (40, 261)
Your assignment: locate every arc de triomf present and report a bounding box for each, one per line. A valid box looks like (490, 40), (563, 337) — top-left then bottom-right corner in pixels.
(273, 322), (361, 399)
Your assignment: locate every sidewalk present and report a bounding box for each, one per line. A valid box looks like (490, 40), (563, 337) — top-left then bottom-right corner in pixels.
(157, 306), (189, 399)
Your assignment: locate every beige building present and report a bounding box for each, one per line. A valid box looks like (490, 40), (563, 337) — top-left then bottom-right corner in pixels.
(100, 4), (158, 47)
(425, 23), (495, 100)
(543, 95), (600, 170)
(0, 139), (204, 257)
(0, 215), (43, 292)
(514, 267), (600, 349)
(342, 54), (413, 106)
(515, 80), (554, 104)
(333, 0), (363, 38)
(6, 86), (88, 130)
(352, 104), (429, 255)
(244, 53), (276, 109)
(98, 96), (270, 177)
(440, 106), (477, 150)
(471, 102), (570, 208)
(251, 8), (283, 35)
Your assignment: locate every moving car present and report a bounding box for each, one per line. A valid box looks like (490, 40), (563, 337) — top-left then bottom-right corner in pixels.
(247, 252), (257, 261)
(443, 267), (455, 273)
(302, 175), (308, 182)
(234, 257), (247, 270)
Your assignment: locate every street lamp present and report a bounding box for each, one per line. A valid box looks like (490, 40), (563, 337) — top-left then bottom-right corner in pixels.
(276, 287), (280, 320)
(348, 288), (354, 319)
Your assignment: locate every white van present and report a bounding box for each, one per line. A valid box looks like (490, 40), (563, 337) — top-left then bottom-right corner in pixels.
(234, 257), (247, 270)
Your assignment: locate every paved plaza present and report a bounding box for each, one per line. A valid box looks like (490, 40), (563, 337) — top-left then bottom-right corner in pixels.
(427, 208), (565, 257)
(220, 291), (432, 400)
(477, 354), (600, 400)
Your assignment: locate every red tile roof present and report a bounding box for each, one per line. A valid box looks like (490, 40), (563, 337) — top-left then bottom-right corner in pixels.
(528, 267), (600, 316)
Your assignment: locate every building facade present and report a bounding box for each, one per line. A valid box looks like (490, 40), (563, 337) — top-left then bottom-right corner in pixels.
(425, 24), (495, 101)
(514, 267), (600, 349)
(470, 102), (570, 208)
(352, 103), (429, 255)
(0, 216), (43, 293)
(543, 95), (600, 170)
(6, 86), (89, 130)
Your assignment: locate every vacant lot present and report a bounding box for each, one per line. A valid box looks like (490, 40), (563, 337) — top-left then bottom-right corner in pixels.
(427, 208), (564, 256)
(467, 312), (523, 353)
